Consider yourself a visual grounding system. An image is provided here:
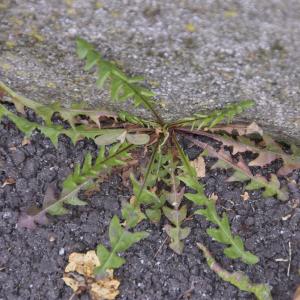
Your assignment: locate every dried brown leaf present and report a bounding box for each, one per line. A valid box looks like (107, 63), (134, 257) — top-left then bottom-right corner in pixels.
(209, 193), (218, 203)
(21, 137), (31, 146)
(245, 122), (263, 136)
(90, 279), (120, 300)
(247, 136), (300, 174)
(241, 191), (249, 201)
(248, 151), (278, 167)
(294, 285), (300, 300)
(1, 177), (16, 187)
(88, 111), (117, 128)
(63, 250), (120, 300)
(65, 251), (100, 276)
(208, 122), (263, 136)
(277, 160), (300, 176)
(181, 128), (297, 174)
(190, 156), (206, 178)
(179, 128), (255, 155)
(83, 183), (101, 197)
(17, 210), (48, 229)
(184, 135), (288, 200)
(17, 183), (59, 229)
(129, 195), (136, 205)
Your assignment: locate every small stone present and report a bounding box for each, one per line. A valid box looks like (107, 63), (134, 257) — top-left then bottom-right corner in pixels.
(23, 144), (36, 156)
(11, 149), (26, 165)
(68, 28), (77, 36)
(49, 235), (56, 242)
(3, 211), (12, 219)
(59, 248), (65, 256)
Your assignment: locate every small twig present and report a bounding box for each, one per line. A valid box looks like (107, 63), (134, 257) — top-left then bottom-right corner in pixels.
(185, 215), (194, 221)
(275, 258), (288, 262)
(287, 241), (292, 277)
(154, 237), (168, 258)
(68, 292), (77, 300)
(176, 280), (198, 300)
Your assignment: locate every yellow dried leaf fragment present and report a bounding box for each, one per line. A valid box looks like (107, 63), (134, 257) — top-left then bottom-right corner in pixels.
(241, 191), (250, 201)
(1, 177), (16, 187)
(224, 10), (238, 18)
(90, 277), (120, 300)
(209, 192), (218, 203)
(185, 23), (196, 32)
(63, 250), (120, 300)
(191, 156), (206, 178)
(294, 285), (300, 300)
(245, 122), (263, 136)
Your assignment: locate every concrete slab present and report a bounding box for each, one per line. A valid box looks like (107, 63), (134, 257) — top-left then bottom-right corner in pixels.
(0, 0), (299, 141)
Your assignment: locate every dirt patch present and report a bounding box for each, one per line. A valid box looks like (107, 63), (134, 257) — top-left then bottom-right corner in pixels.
(0, 113), (299, 299)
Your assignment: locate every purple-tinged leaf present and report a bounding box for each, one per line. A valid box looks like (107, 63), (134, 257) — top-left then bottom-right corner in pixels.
(17, 210), (48, 230)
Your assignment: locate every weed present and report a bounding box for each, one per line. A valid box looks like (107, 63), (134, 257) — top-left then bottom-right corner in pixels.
(1, 38), (298, 299)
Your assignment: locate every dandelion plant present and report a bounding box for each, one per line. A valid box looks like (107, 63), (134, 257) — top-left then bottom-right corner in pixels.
(0, 37), (298, 299)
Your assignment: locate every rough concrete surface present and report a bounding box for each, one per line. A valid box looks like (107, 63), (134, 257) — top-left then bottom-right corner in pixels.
(0, 0), (299, 141)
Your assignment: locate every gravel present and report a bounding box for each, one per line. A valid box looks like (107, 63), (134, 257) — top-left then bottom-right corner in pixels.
(0, 108), (299, 299)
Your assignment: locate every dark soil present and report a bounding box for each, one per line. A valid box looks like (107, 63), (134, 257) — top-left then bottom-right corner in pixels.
(0, 114), (299, 300)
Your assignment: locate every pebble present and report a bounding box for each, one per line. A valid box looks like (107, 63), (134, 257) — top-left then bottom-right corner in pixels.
(3, 211), (12, 219)
(49, 235), (56, 242)
(58, 248), (65, 256)
(11, 149), (26, 165)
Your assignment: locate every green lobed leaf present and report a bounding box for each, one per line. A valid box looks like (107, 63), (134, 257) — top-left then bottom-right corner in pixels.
(173, 137), (259, 264)
(76, 37), (93, 59)
(185, 136), (288, 201)
(95, 130), (150, 146)
(163, 205), (187, 226)
(129, 145), (167, 218)
(76, 38), (164, 124)
(184, 192), (207, 206)
(94, 130), (127, 145)
(245, 178), (266, 190)
(47, 202), (69, 216)
(130, 174), (160, 205)
(0, 81), (118, 128)
(165, 224), (191, 254)
(55, 145), (131, 215)
(122, 203), (145, 228)
(95, 215), (149, 276)
(145, 208), (161, 223)
(95, 244), (125, 273)
(172, 100), (254, 129)
(18, 144), (133, 229)
(0, 103), (125, 148)
(118, 110), (153, 127)
(126, 133), (150, 145)
(227, 170), (251, 182)
(163, 205), (191, 255)
(197, 243), (272, 300)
